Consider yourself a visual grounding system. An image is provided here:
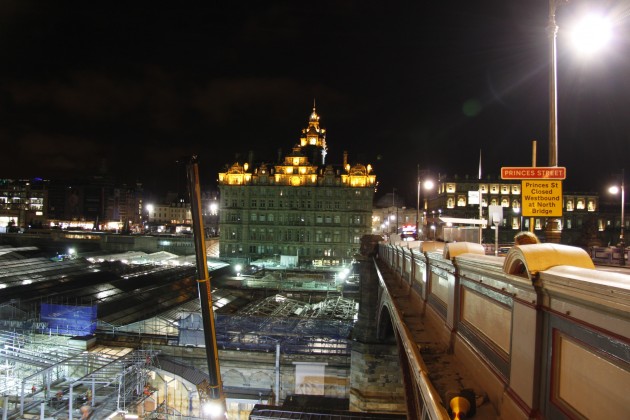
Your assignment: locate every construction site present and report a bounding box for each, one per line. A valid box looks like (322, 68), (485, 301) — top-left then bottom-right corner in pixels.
(0, 242), (362, 419)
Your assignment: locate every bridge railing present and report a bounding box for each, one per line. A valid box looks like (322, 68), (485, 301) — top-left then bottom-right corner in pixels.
(378, 241), (630, 419)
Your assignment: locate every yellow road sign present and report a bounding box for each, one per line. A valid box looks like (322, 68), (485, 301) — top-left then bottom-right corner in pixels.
(522, 180), (563, 217)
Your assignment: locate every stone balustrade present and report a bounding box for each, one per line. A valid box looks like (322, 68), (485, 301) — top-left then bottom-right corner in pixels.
(378, 242), (630, 419)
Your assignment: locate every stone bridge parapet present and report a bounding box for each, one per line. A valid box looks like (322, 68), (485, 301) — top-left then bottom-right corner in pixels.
(377, 242), (630, 419)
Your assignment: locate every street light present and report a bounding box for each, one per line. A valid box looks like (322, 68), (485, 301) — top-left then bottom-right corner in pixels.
(547, 1), (613, 166)
(416, 168), (434, 240)
(391, 187), (397, 236)
(608, 169), (625, 266)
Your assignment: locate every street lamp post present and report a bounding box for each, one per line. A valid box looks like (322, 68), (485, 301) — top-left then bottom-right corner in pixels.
(548, 0), (562, 167)
(546, 2), (612, 244)
(415, 167), (434, 241)
(547, 1), (613, 166)
(392, 188), (397, 237)
(609, 169), (625, 266)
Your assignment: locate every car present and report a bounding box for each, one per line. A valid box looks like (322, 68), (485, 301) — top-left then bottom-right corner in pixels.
(498, 247), (511, 256)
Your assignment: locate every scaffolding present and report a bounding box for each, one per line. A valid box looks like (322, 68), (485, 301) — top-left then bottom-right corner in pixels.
(0, 330), (159, 419)
(179, 294), (357, 355)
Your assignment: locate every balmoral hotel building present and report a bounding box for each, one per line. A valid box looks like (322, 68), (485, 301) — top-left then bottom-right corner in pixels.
(217, 106), (376, 266)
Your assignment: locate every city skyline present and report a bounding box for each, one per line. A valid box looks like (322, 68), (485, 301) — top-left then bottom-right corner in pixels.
(1, 1), (629, 201)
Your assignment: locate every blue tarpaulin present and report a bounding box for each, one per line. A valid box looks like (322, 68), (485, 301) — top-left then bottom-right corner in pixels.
(41, 303), (97, 336)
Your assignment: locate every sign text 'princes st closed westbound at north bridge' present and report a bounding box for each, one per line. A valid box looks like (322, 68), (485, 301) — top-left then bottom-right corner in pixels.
(521, 180), (563, 217)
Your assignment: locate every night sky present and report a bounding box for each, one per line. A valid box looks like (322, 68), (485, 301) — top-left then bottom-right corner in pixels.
(1, 1), (629, 204)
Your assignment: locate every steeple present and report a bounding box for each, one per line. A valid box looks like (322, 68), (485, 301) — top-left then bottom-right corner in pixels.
(310, 99), (319, 122)
(300, 101), (327, 164)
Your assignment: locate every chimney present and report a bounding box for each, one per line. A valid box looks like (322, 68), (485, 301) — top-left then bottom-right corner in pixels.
(343, 151), (348, 168)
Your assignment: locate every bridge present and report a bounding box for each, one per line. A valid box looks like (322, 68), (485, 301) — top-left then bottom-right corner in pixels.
(362, 240), (630, 419)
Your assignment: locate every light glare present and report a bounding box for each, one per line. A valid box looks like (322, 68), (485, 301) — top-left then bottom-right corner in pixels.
(202, 401), (224, 418)
(571, 14), (612, 55)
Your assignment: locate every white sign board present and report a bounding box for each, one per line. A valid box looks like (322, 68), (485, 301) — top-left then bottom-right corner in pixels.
(488, 205), (503, 225)
(468, 191), (480, 205)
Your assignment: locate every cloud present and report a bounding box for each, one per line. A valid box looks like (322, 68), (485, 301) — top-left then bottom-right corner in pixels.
(0, 131), (102, 177)
(192, 77), (308, 124)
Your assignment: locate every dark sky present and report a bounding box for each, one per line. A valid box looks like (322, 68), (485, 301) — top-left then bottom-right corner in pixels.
(1, 1), (629, 203)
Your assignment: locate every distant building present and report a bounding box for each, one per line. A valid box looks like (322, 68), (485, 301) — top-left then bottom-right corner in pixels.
(0, 178), (48, 230)
(0, 177), (144, 232)
(217, 106), (377, 266)
(424, 175), (601, 244)
(371, 191), (417, 240)
(145, 199), (192, 228)
(46, 176), (144, 231)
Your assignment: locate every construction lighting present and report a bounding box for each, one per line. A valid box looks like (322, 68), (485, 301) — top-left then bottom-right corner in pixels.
(202, 400), (225, 418)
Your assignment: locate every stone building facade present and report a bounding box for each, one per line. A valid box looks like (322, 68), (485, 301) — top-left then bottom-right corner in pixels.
(218, 106), (377, 266)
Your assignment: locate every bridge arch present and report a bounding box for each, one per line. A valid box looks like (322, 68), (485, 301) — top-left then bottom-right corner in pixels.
(376, 301), (397, 343)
